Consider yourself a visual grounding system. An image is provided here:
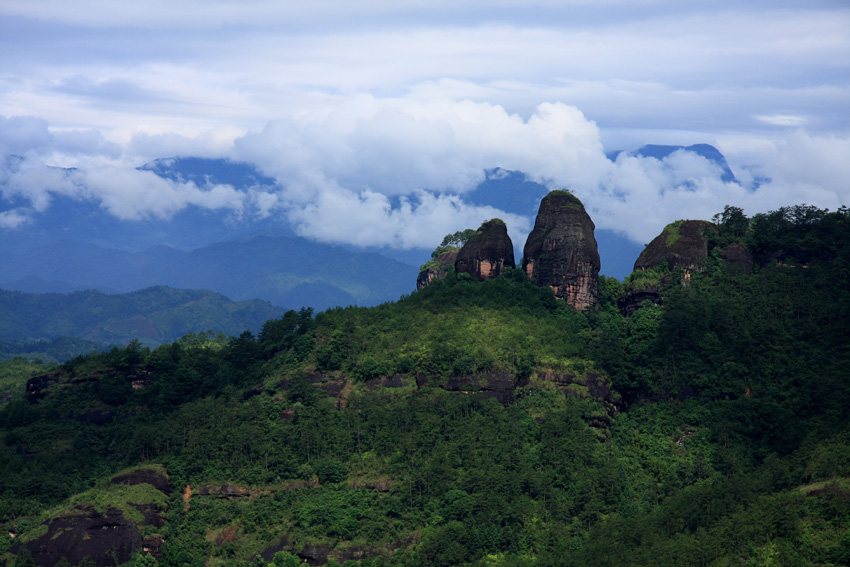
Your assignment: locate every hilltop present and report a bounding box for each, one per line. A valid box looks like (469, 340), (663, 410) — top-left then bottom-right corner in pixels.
(0, 199), (848, 566)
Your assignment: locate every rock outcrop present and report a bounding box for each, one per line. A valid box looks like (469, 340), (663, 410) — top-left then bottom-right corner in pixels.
(10, 506), (143, 567)
(416, 370), (521, 406)
(111, 468), (171, 494)
(522, 191), (600, 310)
(617, 285), (666, 317)
(9, 466), (170, 566)
(634, 220), (715, 272)
(619, 220), (715, 316)
(454, 219), (516, 281)
(194, 482), (253, 498)
(416, 250), (458, 290)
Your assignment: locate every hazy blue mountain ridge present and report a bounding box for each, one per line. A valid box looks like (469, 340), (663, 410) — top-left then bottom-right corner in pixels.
(0, 144), (737, 311)
(0, 235), (415, 312)
(0, 286), (283, 352)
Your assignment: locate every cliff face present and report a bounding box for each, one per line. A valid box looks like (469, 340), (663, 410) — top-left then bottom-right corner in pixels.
(522, 191), (600, 310)
(416, 250), (458, 290)
(455, 219), (516, 281)
(634, 220), (715, 272)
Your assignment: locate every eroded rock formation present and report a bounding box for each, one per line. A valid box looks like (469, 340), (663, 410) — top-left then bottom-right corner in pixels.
(416, 250), (458, 290)
(619, 220), (715, 316)
(634, 220), (715, 272)
(8, 467), (170, 566)
(10, 506), (143, 567)
(522, 191), (600, 310)
(454, 219), (516, 281)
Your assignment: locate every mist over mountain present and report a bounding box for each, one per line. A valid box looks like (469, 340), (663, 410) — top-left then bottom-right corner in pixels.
(1, 144), (738, 312)
(0, 235), (415, 312)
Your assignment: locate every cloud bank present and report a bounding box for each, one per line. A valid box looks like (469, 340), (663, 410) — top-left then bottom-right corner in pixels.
(2, 98), (848, 248)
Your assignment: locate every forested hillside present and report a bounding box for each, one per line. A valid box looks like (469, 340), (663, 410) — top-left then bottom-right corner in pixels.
(0, 204), (848, 566)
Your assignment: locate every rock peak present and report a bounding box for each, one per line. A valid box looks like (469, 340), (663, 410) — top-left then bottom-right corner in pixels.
(523, 191), (600, 309)
(634, 219), (715, 272)
(455, 218), (516, 281)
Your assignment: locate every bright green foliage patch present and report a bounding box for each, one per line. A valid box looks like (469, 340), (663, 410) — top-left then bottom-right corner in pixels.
(0, 357), (51, 410)
(67, 481), (168, 527)
(663, 219), (685, 246)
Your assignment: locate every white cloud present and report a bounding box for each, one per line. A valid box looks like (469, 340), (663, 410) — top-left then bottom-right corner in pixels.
(287, 187), (531, 250)
(228, 99), (607, 246)
(0, 156), (78, 211)
(0, 209), (29, 229)
(0, 154), (248, 222)
(235, 98), (608, 196)
(2, 3), (846, 143)
(756, 115), (807, 127)
(73, 167), (247, 220)
(129, 128), (241, 161)
(2, 97), (848, 250)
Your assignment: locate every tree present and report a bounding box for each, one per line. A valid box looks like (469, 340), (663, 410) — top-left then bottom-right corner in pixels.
(712, 205), (749, 240)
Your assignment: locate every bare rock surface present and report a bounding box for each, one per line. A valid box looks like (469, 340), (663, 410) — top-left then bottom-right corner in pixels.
(523, 191), (600, 309)
(634, 220), (715, 272)
(720, 242), (754, 271)
(10, 506), (142, 567)
(455, 219), (515, 281)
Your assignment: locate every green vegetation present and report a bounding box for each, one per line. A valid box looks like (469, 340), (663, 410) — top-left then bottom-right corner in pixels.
(419, 228), (477, 271)
(622, 257), (671, 290)
(0, 358), (53, 409)
(546, 189), (584, 210)
(0, 286), (283, 359)
(0, 336), (103, 364)
(0, 204), (848, 566)
(662, 219), (685, 246)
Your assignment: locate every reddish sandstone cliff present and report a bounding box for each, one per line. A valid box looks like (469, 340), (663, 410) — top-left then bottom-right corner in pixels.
(455, 219), (516, 281)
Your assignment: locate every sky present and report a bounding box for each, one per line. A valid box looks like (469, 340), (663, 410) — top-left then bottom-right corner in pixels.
(1, 0), (849, 249)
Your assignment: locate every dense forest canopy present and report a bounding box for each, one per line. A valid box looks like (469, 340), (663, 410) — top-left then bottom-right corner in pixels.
(0, 204), (848, 566)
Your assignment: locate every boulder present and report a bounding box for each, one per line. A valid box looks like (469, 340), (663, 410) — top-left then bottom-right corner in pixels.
(455, 219), (515, 281)
(617, 287), (663, 317)
(523, 191), (600, 309)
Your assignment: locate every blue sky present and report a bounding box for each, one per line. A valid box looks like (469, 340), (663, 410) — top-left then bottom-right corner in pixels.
(1, 0), (848, 248)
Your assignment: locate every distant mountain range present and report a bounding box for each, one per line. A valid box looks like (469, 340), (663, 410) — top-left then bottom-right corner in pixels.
(0, 234), (416, 312)
(0, 144), (736, 313)
(0, 286), (283, 358)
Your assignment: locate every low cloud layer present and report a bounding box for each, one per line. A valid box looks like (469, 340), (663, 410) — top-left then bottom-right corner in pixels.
(2, 98), (848, 248)
(1, 1), (846, 251)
